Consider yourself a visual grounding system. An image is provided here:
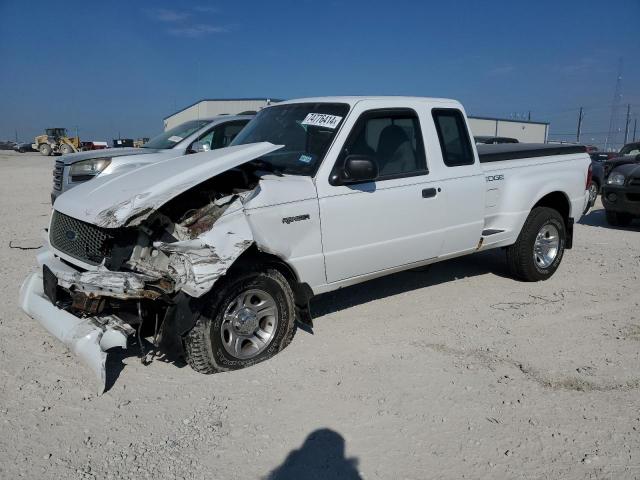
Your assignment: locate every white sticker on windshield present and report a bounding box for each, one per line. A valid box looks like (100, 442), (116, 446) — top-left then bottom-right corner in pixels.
(301, 113), (343, 129)
(168, 135), (183, 143)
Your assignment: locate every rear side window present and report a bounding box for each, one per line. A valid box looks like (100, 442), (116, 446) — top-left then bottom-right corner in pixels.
(432, 109), (475, 167)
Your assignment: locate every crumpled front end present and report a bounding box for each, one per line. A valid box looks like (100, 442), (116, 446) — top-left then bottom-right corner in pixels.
(20, 155), (268, 391)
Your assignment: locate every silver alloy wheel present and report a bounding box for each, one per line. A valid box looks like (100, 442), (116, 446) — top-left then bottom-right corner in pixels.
(588, 183), (598, 203)
(220, 288), (278, 360)
(533, 224), (560, 269)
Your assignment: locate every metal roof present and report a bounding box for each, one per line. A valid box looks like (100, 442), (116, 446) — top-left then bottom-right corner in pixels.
(163, 98), (284, 120)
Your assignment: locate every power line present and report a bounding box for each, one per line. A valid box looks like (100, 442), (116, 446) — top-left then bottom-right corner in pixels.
(605, 58), (623, 150)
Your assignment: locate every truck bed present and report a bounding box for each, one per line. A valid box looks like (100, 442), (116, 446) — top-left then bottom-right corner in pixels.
(477, 143), (587, 163)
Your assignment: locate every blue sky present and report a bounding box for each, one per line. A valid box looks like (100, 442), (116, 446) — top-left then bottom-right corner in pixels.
(0, 0), (638, 148)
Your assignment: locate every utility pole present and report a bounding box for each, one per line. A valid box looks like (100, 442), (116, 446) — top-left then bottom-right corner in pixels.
(634, 118), (637, 142)
(576, 107), (584, 143)
(527, 111), (531, 121)
(14, 129), (18, 143)
(623, 104), (631, 144)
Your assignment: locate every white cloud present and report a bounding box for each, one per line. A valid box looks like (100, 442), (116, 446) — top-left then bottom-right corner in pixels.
(144, 6), (228, 38)
(487, 65), (515, 76)
(167, 24), (228, 38)
(146, 8), (191, 23)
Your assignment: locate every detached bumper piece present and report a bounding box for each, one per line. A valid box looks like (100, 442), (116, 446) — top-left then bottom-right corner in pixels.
(20, 271), (135, 393)
(18, 250), (165, 393)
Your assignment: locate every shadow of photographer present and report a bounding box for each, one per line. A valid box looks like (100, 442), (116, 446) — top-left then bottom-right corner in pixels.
(265, 429), (362, 480)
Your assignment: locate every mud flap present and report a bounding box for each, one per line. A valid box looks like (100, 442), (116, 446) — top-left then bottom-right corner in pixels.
(20, 272), (129, 394)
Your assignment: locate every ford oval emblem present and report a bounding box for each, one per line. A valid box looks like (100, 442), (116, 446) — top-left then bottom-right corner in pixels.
(65, 230), (78, 241)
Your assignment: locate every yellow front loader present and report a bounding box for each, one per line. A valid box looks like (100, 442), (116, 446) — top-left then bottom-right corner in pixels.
(32, 128), (81, 156)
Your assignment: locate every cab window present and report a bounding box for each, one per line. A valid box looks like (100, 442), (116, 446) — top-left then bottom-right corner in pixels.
(339, 109), (427, 179)
(193, 120), (249, 151)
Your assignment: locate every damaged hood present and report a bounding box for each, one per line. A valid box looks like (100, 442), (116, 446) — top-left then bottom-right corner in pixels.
(53, 142), (283, 228)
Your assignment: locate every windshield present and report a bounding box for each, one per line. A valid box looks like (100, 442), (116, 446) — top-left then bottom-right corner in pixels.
(230, 103), (350, 175)
(143, 120), (210, 149)
(619, 144), (640, 156)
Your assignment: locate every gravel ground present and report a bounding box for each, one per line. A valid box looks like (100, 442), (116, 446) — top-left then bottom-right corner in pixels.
(1, 151), (639, 479)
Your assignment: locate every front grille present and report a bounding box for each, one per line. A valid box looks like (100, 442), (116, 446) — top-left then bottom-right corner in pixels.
(627, 193), (640, 202)
(50, 211), (114, 265)
(53, 161), (64, 191)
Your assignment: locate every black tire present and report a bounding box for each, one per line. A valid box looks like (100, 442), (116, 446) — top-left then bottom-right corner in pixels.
(583, 181), (599, 215)
(605, 210), (633, 227)
(184, 268), (297, 374)
(506, 207), (566, 282)
(39, 144), (52, 156)
(18, 147), (26, 153)
(60, 144), (73, 155)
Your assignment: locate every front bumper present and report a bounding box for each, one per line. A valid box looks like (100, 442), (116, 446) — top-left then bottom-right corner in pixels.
(601, 184), (640, 215)
(19, 250), (140, 393)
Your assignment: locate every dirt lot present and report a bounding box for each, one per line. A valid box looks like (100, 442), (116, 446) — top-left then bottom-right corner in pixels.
(1, 150), (639, 479)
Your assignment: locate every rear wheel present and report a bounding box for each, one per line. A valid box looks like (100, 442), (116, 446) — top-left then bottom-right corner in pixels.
(184, 268), (297, 374)
(39, 144), (52, 156)
(506, 207), (566, 281)
(605, 210), (633, 227)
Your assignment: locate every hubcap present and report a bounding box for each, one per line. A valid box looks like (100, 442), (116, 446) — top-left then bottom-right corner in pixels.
(220, 289), (278, 360)
(589, 183), (598, 203)
(533, 224), (560, 269)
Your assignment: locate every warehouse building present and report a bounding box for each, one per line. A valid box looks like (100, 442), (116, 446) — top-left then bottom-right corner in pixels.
(467, 116), (549, 143)
(164, 99), (549, 143)
(163, 98), (280, 130)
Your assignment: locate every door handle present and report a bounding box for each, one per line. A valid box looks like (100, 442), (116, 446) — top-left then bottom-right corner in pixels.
(422, 188), (437, 198)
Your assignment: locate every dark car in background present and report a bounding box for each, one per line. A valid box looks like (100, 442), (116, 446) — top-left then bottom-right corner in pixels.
(13, 142), (37, 153)
(600, 142), (640, 226)
(474, 136), (519, 145)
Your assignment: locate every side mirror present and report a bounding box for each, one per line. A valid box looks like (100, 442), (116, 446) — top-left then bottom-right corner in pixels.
(339, 155), (378, 184)
(190, 141), (210, 153)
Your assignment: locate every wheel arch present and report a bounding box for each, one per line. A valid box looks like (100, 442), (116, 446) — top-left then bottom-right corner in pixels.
(531, 190), (573, 248)
(228, 245), (315, 324)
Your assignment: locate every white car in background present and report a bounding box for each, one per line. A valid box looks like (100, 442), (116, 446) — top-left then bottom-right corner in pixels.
(51, 114), (253, 203)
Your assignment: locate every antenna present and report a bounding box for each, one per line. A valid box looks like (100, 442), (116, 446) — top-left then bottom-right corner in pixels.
(605, 58), (623, 151)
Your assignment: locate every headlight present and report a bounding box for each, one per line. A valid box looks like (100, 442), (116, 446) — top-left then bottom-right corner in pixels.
(607, 173), (625, 186)
(69, 158), (111, 181)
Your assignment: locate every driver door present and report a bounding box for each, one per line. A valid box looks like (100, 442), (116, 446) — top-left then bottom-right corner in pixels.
(317, 107), (446, 283)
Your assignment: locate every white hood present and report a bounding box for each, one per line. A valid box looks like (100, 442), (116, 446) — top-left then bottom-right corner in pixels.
(53, 142), (283, 228)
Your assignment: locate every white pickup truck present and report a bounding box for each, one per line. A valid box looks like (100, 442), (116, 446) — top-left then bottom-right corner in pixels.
(20, 96), (591, 390)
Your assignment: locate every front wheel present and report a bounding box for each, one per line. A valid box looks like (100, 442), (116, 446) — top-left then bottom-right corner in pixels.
(506, 207), (566, 281)
(583, 182), (599, 214)
(184, 268), (297, 374)
(60, 144), (73, 155)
